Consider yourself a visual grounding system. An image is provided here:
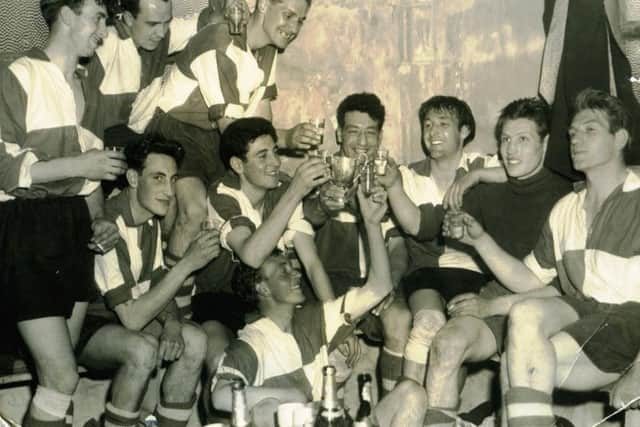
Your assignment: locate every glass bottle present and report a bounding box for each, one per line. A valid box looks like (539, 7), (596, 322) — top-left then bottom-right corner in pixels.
(314, 365), (353, 427)
(354, 374), (374, 427)
(231, 379), (252, 427)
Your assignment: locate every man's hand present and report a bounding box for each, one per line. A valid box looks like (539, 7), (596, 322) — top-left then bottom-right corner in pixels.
(442, 210), (485, 245)
(357, 185), (388, 225)
(183, 229), (221, 271)
(319, 182), (347, 212)
(157, 319), (185, 365)
(77, 149), (127, 181)
(285, 122), (323, 151)
(290, 158), (330, 199)
(89, 218), (120, 253)
(375, 157), (401, 190)
(447, 293), (497, 318)
(443, 170), (479, 211)
(610, 364), (640, 409)
(337, 335), (362, 368)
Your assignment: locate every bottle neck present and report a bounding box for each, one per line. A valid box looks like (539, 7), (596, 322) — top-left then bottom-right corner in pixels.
(232, 388), (251, 427)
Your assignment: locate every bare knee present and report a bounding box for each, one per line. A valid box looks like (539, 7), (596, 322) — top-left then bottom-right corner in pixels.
(381, 303), (412, 349)
(395, 380), (427, 412)
(509, 299), (546, 332)
(409, 309), (447, 342)
(430, 321), (473, 371)
(175, 182), (207, 229)
(122, 332), (158, 375)
(180, 323), (207, 369)
(40, 368), (80, 395)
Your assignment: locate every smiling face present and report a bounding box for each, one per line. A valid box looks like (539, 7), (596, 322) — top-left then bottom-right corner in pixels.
(422, 109), (468, 160)
(262, 0), (309, 50)
(569, 109), (623, 173)
(67, 0), (108, 57)
(499, 118), (546, 180)
(133, 152), (178, 217)
(260, 255), (305, 305)
(235, 134), (282, 191)
(338, 111), (382, 159)
(125, 0), (172, 51)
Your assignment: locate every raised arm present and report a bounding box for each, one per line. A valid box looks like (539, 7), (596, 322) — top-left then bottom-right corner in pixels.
(443, 210), (546, 293)
(227, 159), (329, 268)
(97, 230), (219, 330)
(343, 187), (394, 320)
(293, 231), (336, 302)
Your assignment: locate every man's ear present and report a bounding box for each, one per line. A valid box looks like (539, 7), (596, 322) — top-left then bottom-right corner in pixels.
(255, 281), (270, 298)
(59, 5), (76, 27)
(614, 128), (630, 152)
(229, 156), (244, 176)
(126, 169), (139, 188)
(460, 125), (471, 142)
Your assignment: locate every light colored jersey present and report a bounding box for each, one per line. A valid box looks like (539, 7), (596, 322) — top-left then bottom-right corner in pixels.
(525, 169), (640, 304)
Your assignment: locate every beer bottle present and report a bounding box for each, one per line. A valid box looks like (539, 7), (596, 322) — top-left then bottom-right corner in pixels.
(314, 365), (353, 426)
(231, 379), (252, 427)
(354, 374), (374, 427)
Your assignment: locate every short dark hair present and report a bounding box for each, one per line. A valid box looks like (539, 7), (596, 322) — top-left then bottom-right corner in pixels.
(219, 117), (278, 170)
(572, 88), (631, 137)
(418, 95), (476, 145)
(125, 135), (185, 172)
(336, 92), (386, 131)
(495, 97), (550, 143)
(41, 0), (106, 28)
(231, 262), (262, 307)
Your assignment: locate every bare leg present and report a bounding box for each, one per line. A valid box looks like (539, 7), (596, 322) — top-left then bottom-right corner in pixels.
(507, 298), (579, 392)
(427, 316), (498, 409)
(374, 380), (427, 427)
(161, 323), (207, 403)
(379, 295), (411, 394)
(17, 317), (79, 422)
(168, 177), (208, 260)
(403, 289), (446, 385)
(79, 325), (159, 412)
(551, 332), (619, 391)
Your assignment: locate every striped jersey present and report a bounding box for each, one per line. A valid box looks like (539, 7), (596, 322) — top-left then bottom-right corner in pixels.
(195, 171), (311, 294)
(85, 15), (201, 131)
(129, 22), (278, 132)
(294, 199), (398, 290)
(524, 169), (640, 304)
(214, 294), (356, 401)
(94, 189), (168, 311)
(401, 152), (501, 275)
(0, 49), (103, 201)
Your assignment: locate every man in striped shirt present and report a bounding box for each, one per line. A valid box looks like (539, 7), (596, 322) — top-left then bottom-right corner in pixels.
(378, 95), (505, 385)
(459, 88), (640, 427)
(85, 137), (219, 427)
(0, 1), (125, 426)
(193, 117), (327, 383)
(211, 188), (427, 427)
(130, 0), (322, 322)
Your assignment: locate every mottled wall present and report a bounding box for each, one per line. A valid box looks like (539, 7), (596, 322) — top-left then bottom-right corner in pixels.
(0, 0), (546, 163)
(272, 0), (546, 164)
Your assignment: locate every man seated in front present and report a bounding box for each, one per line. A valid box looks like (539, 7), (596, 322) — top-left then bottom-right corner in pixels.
(211, 187), (427, 427)
(83, 137), (219, 427)
(192, 117), (329, 377)
(421, 97), (571, 426)
(455, 88), (640, 426)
